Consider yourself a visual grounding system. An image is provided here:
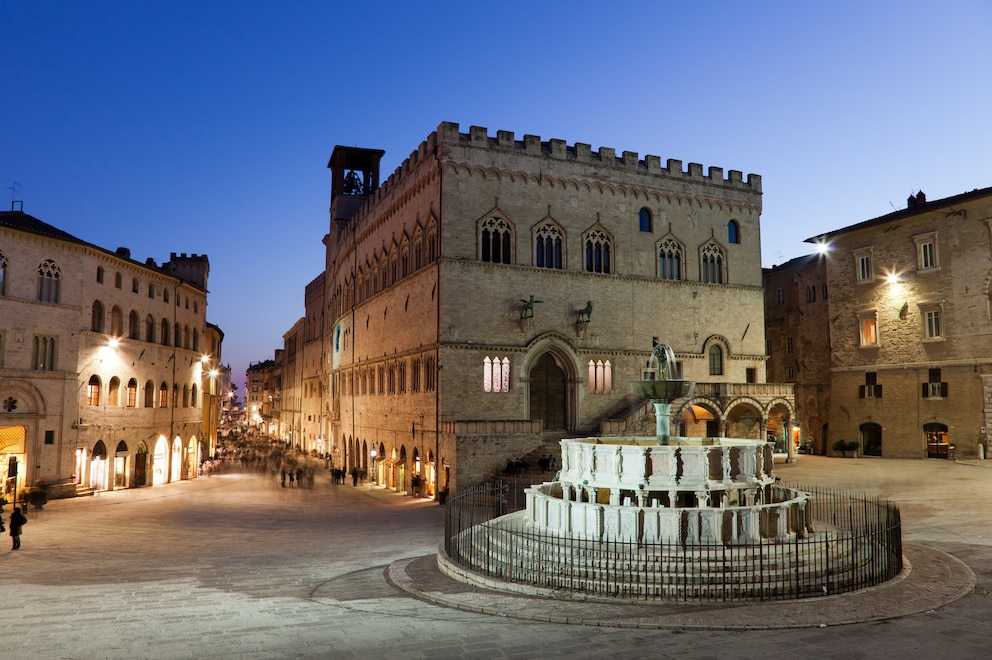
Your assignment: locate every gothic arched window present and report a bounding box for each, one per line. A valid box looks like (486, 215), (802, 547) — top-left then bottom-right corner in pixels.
(534, 222), (563, 270)
(480, 217), (513, 264)
(658, 238), (683, 281)
(37, 259), (61, 303)
(584, 229), (612, 274)
(701, 244), (724, 284)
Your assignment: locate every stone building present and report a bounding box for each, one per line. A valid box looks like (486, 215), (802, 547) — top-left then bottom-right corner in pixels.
(269, 275), (328, 454)
(301, 272), (327, 454)
(0, 210), (217, 499)
(244, 359), (274, 429)
(276, 318), (303, 446)
(201, 322), (225, 456)
(807, 187), (992, 459)
(762, 254), (832, 454)
(320, 122), (794, 496)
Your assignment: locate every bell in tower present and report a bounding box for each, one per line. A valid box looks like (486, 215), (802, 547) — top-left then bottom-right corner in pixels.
(327, 146), (385, 225)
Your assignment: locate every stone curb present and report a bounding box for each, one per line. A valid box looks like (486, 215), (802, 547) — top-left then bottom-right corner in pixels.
(386, 542), (974, 630)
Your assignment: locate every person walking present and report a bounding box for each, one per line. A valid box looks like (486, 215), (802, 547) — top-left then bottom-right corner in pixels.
(10, 506), (27, 550)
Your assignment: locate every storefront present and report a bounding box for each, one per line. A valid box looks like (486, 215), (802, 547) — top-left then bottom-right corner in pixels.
(1, 425), (26, 503)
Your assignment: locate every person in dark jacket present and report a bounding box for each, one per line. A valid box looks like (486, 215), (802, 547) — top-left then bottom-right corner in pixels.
(10, 506), (27, 550)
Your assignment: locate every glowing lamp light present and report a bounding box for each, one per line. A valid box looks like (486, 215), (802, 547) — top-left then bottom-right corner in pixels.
(107, 338), (120, 348)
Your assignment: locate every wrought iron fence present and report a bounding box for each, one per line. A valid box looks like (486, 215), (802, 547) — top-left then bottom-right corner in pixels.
(443, 480), (902, 602)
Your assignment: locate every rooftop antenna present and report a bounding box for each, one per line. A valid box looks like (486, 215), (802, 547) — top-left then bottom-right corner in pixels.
(7, 181), (22, 211)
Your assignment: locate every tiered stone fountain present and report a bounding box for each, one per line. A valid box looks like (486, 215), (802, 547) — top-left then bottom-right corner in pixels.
(526, 343), (806, 546)
(440, 343), (900, 602)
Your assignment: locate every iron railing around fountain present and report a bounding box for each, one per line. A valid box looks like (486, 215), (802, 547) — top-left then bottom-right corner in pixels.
(443, 481), (902, 603)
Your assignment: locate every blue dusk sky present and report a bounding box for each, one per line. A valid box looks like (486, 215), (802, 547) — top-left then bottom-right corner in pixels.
(3, 1), (990, 388)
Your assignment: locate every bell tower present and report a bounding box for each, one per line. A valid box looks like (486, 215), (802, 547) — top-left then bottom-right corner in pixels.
(327, 146), (385, 227)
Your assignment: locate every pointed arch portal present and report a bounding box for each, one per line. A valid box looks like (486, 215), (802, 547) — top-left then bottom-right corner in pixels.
(529, 353), (567, 430)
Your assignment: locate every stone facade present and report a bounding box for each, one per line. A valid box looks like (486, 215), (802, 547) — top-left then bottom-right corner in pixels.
(301, 272), (327, 453)
(319, 122), (793, 495)
(275, 318), (303, 445)
(763, 254), (832, 454)
(0, 211), (216, 499)
(807, 187), (992, 459)
(244, 359), (273, 428)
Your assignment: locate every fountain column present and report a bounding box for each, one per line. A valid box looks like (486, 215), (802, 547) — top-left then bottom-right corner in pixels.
(653, 400), (673, 439)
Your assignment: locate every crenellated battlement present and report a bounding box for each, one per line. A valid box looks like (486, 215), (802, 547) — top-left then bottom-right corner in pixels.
(163, 252), (210, 290)
(440, 121), (760, 192)
(346, 121), (760, 233)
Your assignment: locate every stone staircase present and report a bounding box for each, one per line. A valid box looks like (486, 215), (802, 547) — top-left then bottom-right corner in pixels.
(516, 396), (657, 476)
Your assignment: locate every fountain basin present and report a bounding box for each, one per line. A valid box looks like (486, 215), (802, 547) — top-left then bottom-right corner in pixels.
(631, 379), (694, 401)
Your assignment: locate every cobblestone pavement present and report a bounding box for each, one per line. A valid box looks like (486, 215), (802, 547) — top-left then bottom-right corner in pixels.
(2, 456), (991, 659)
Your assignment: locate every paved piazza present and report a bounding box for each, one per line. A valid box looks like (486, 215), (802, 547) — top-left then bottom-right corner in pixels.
(3, 456), (991, 659)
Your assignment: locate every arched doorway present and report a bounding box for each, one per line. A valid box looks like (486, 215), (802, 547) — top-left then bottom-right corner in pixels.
(170, 437), (182, 482)
(925, 422), (949, 458)
(152, 437), (168, 485)
(134, 442), (148, 487)
(725, 402), (764, 440)
(90, 440), (108, 490)
(187, 437), (198, 478)
(529, 353), (567, 430)
(860, 422), (882, 457)
(113, 441), (128, 489)
(766, 401), (795, 453)
(681, 402), (720, 438)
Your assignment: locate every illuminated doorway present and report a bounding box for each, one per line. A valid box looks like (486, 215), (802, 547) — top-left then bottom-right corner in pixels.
(90, 440), (108, 490)
(152, 437), (168, 485)
(75, 447), (87, 485)
(170, 437), (182, 481)
(0, 425), (26, 502)
(924, 422), (949, 458)
(187, 437), (198, 478)
(113, 441), (128, 489)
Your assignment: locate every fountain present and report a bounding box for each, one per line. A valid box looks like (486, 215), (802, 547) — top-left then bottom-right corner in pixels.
(631, 342), (694, 439)
(440, 343), (903, 602)
(539, 343), (782, 547)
